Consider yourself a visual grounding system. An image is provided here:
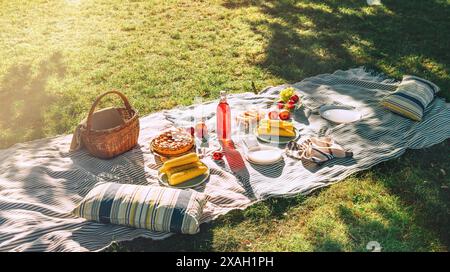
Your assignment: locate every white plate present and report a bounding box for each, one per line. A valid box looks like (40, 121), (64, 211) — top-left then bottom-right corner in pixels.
(319, 105), (362, 124)
(245, 146), (283, 165)
(158, 162), (210, 189)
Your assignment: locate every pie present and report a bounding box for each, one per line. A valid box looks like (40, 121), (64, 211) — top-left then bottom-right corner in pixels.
(151, 128), (194, 156)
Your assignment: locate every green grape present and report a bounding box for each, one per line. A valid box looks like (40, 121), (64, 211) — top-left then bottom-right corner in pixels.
(280, 87), (295, 102)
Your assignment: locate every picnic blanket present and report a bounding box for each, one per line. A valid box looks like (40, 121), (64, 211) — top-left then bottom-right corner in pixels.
(1, 68), (449, 251)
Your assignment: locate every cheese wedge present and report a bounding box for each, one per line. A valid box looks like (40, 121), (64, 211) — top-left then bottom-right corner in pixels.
(159, 153), (199, 173)
(168, 166), (208, 186)
(257, 126), (295, 137)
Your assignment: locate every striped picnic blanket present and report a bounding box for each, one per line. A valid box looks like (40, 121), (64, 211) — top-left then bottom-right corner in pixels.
(0, 68), (449, 251)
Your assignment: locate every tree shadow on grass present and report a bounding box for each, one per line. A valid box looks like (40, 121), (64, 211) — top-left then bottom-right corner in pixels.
(372, 139), (450, 249)
(335, 201), (443, 252)
(336, 205), (404, 252)
(0, 52), (66, 149)
(223, 0), (450, 100)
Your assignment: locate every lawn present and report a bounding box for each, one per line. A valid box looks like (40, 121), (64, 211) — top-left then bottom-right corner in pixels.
(0, 0), (449, 251)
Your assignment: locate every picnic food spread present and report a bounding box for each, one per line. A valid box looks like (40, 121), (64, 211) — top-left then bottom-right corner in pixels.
(151, 127), (195, 156)
(69, 86), (369, 197)
(66, 73), (444, 238)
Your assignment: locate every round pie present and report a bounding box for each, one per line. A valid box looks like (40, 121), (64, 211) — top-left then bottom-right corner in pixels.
(151, 128), (194, 156)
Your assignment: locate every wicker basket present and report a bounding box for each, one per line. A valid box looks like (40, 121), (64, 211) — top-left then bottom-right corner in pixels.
(81, 90), (139, 159)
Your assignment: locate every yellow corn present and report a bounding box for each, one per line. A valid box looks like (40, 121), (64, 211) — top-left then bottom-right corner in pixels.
(159, 153), (199, 173)
(168, 166), (208, 186)
(164, 161), (203, 176)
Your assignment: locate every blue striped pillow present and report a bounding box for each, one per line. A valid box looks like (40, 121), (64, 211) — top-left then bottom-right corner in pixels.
(381, 75), (440, 121)
(72, 182), (207, 234)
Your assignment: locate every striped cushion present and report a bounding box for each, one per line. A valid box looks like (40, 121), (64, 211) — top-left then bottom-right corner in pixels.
(72, 182), (207, 234)
(381, 75), (440, 121)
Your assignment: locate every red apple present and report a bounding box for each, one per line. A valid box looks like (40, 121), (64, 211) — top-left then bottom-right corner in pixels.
(286, 102), (296, 111)
(289, 94), (299, 103)
(268, 110), (279, 120)
(279, 109), (291, 120)
(277, 101), (285, 109)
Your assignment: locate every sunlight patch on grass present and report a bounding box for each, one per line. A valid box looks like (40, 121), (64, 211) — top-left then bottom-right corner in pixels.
(400, 55), (449, 81)
(296, 2), (333, 14)
(297, 14), (316, 28)
(343, 35), (375, 63)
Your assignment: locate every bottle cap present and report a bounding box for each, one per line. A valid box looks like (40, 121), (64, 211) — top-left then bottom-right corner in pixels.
(219, 90), (227, 101)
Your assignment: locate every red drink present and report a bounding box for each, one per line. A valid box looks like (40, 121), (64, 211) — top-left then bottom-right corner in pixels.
(216, 91), (231, 142)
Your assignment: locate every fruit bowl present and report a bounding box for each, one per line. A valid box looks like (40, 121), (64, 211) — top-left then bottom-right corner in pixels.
(276, 87), (302, 113)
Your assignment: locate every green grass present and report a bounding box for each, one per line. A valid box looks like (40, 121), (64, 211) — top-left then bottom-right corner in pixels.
(0, 0), (449, 251)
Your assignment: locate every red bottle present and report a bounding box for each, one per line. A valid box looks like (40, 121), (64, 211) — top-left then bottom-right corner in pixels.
(216, 90), (231, 142)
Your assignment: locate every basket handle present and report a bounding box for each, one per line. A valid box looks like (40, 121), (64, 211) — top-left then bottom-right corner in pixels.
(86, 90), (133, 131)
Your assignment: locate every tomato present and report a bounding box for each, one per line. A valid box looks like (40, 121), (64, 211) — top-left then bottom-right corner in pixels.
(212, 151), (224, 160)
